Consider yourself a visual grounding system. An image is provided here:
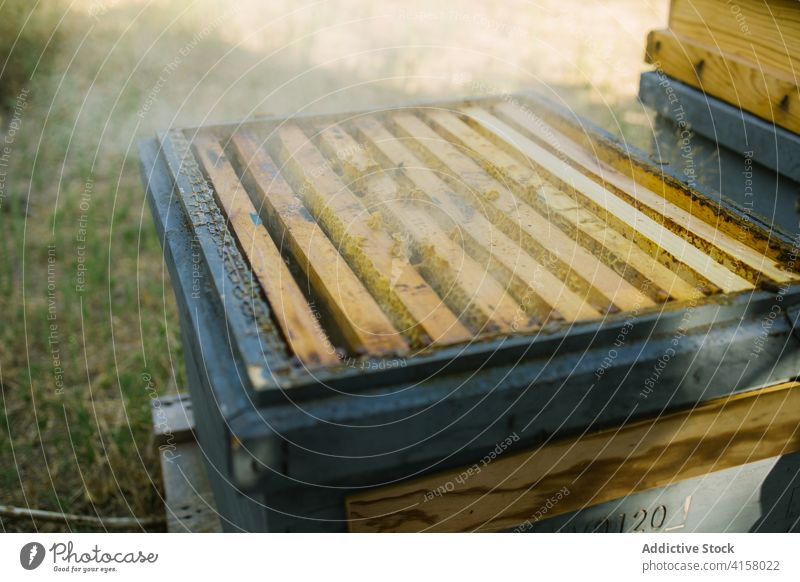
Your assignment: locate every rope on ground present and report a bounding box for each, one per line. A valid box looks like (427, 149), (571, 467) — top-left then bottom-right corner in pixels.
(0, 504), (165, 528)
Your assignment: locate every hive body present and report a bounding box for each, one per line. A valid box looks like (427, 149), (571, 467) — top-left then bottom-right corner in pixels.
(140, 92), (800, 532)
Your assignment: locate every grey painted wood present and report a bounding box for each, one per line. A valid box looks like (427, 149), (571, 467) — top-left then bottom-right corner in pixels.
(639, 71), (800, 235)
(156, 129), (295, 398)
(151, 392), (223, 533)
(140, 138), (270, 531)
(639, 71), (800, 182)
(160, 442), (223, 533)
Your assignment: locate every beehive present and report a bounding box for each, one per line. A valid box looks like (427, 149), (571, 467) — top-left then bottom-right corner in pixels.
(646, 0), (800, 134)
(140, 92), (800, 532)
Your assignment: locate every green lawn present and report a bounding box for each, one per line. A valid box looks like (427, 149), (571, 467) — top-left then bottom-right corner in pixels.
(0, 0), (665, 531)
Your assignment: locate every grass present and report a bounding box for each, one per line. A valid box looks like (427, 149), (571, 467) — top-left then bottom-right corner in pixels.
(0, 0), (666, 531)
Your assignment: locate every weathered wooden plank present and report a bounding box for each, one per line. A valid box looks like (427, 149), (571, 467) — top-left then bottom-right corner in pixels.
(669, 0), (800, 78)
(151, 393), (195, 448)
(157, 129), (290, 392)
(493, 101), (796, 286)
(346, 117), (535, 334)
(341, 118), (575, 322)
(193, 134), (339, 366)
(462, 107), (753, 293)
(310, 123), (380, 182)
(523, 94), (796, 259)
(274, 123), (472, 346)
(228, 131), (408, 356)
(645, 28), (800, 135)
(392, 111), (656, 314)
(152, 393), (222, 533)
(347, 380), (800, 532)
(424, 109), (704, 302)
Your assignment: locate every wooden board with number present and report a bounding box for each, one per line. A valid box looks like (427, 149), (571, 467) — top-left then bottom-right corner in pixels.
(346, 381), (800, 532)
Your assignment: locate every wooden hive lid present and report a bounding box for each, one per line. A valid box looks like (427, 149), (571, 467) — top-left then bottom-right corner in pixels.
(155, 93), (800, 396)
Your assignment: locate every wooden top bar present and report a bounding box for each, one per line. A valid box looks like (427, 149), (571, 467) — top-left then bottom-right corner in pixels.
(155, 94), (800, 377)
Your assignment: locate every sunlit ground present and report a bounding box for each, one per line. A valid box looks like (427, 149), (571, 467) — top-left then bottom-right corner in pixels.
(0, 0), (666, 531)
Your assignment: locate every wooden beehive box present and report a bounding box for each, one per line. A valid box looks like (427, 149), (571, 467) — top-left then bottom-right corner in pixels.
(646, 0), (800, 134)
(140, 92), (800, 531)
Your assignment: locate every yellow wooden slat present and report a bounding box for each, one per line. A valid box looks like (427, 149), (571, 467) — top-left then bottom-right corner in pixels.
(424, 109), (706, 302)
(347, 380), (800, 532)
(345, 118), (594, 322)
(669, 0), (800, 78)
(310, 123), (381, 181)
(275, 122), (472, 346)
(229, 131), (408, 356)
(344, 117), (535, 334)
(392, 111), (657, 314)
(523, 101), (787, 262)
(493, 101), (796, 285)
(192, 134), (339, 367)
(462, 106), (753, 293)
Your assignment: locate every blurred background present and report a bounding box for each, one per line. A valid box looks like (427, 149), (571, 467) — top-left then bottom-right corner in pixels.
(0, 0), (667, 531)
